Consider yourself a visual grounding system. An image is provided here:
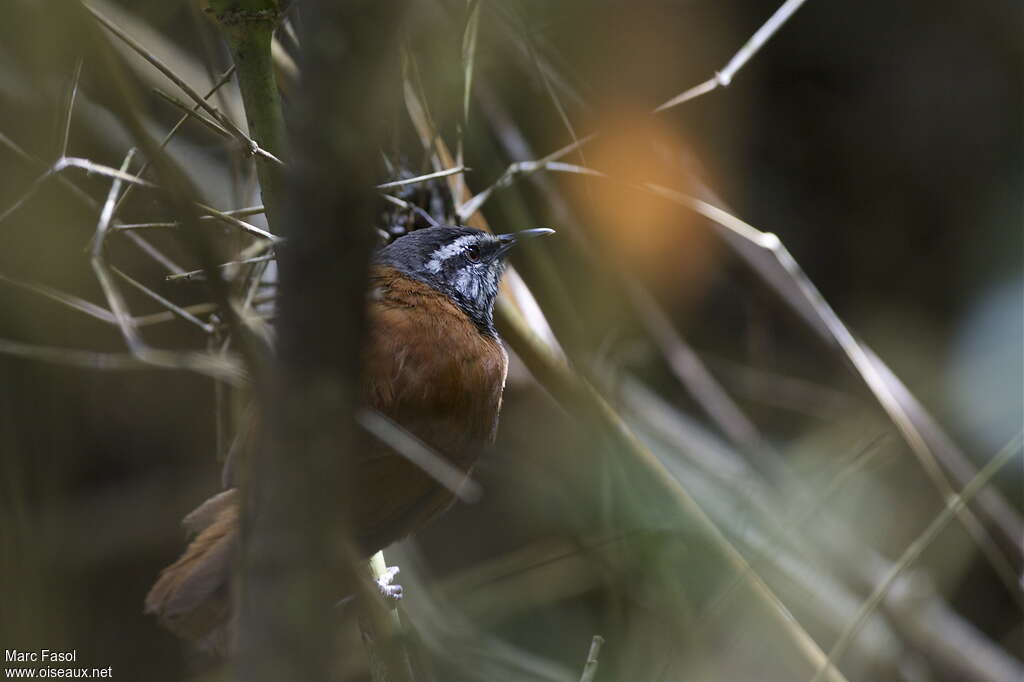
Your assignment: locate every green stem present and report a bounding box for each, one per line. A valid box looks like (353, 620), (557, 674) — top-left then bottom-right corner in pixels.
(358, 552), (416, 682)
(206, 1), (288, 233)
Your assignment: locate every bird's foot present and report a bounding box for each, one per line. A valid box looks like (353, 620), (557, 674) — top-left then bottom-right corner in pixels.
(333, 564), (403, 613)
(376, 564), (403, 603)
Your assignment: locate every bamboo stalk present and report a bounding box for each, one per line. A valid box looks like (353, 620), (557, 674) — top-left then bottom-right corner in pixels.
(205, 0), (289, 232)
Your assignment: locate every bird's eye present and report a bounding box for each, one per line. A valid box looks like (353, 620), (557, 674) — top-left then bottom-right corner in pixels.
(465, 244), (481, 263)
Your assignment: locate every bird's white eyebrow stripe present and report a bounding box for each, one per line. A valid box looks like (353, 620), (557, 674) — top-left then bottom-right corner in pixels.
(426, 235), (477, 273)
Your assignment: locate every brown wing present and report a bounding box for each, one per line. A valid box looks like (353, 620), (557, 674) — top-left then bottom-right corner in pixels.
(353, 266), (508, 551)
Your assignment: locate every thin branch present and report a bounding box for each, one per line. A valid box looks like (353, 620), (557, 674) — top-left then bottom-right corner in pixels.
(357, 409), (482, 503)
(63, 156), (157, 187)
(152, 88), (233, 138)
(91, 150), (144, 353)
(114, 65), (237, 214)
(653, 78), (719, 112)
(134, 303), (216, 327)
(519, 19), (588, 177)
(456, 0), (482, 203)
(115, 205), (267, 231)
(85, 2), (222, 124)
(457, 0), (815, 226)
(0, 338), (245, 384)
(688, 434), (890, 630)
(0, 272), (117, 325)
(57, 58), (84, 158)
(122, 232), (183, 274)
(0, 131), (93, 208)
(111, 266), (215, 333)
(375, 166), (468, 190)
(3, 155), (255, 249)
(627, 283), (766, 453)
(460, 0), (481, 125)
(194, 201), (279, 241)
(166, 255), (275, 282)
(654, 0), (812, 112)
(134, 297), (272, 329)
(457, 158), (600, 222)
(85, 3), (285, 167)
(578, 635), (605, 682)
(0, 128), (185, 276)
(455, 0), (811, 223)
(0, 156), (154, 227)
(379, 194), (439, 227)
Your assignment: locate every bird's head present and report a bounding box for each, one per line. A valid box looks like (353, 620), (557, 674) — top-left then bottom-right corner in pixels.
(375, 226), (554, 334)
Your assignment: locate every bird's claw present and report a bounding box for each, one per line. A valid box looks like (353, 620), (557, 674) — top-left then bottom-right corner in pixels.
(376, 565), (403, 603)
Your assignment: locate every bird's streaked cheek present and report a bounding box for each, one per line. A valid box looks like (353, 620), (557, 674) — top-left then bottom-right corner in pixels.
(452, 268), (479, 303)
(488, 267), (503, 293)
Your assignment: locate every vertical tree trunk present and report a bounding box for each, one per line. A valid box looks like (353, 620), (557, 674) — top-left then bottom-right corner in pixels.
(218, 1), (407, 680)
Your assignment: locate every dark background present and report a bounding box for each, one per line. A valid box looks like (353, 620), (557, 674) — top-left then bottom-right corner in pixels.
(0, 1), (1020, 680)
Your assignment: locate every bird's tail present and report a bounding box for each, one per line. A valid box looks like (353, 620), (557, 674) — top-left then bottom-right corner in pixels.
(145, 488), (239, 654)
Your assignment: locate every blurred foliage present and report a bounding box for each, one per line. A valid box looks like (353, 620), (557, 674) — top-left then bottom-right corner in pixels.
(0, 1), (1021, 681)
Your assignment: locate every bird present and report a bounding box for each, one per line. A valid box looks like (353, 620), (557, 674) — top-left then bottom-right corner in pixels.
(145, 225), (554, 652)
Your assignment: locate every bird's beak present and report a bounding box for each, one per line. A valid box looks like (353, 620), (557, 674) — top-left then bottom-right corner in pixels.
(502, 227), (556, 241)
(495, 227), (555, 258)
